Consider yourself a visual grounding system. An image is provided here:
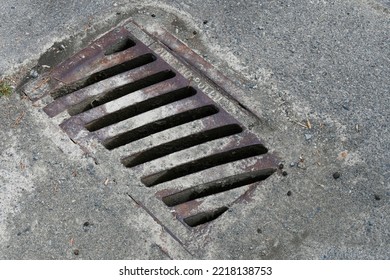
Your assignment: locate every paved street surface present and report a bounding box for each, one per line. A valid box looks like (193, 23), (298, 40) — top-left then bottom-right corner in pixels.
(0, 0), (389, 259)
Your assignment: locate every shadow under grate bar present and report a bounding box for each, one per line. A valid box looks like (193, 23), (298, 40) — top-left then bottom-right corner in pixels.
(44, 60), (176, 117)
(103, 105), (219, 150)
(141, 144), (268, 187)
(59, 76), (191, 139)
(51, 53), (157, 100)
(85, 84), (196, 132)
(122, 123), (243, 167)
(74, 69), (177, 116)
(162, 168), (276, 207)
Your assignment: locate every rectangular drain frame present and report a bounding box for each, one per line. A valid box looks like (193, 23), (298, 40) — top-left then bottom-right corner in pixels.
(22, 20), (280, 238)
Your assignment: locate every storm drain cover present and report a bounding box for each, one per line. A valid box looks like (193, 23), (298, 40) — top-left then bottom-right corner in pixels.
(22, 20), (279, 231)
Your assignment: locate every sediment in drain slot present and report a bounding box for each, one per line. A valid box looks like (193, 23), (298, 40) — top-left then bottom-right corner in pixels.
(141, 144), (268, 187)
(162, 168), (275, 207)
(104, 37), (136, 56)
(103, 105), (219, 150)
(122, 124), (243, 167)
(183, 206), (229, 227)
(51, 53), (157, 100)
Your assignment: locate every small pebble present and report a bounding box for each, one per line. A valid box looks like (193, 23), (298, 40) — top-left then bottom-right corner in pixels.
(83, 221), (91, 232)
(333, 172), (341, 179)
(278, 163), (284, 169)
(73, 249), (79, 255)
(304, 134), (312, 140)
(30, 69), (38, 78)
(287, 191), (292, 196)
(342, 104), (349, 111)
(374, 195), (381, 201)
(282, 171), (288, 176)
(289, 162), (295, 167)
(32, 152), (39, 161)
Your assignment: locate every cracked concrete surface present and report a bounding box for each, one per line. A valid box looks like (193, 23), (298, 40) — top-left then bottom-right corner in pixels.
(0, 0), (389, 259)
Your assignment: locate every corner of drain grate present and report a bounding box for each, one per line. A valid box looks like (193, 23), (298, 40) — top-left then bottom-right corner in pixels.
(21, 19), (280, 230)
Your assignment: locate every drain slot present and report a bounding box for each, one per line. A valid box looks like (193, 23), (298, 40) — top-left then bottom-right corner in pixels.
(103, 105), (219, 150)
(104, 37), (135, 56)
(162, 168), (275, 207)
(141, 144), (268, 187)
(86, 86), (196, 132)
(183, 206), (229, 227)
(122, 124), (243, 167)
(68, 70), (176, 116)
(52, 53), (157, 99)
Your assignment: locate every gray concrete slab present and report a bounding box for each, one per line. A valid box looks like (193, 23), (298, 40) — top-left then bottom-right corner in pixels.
(0, 0), (389, 259)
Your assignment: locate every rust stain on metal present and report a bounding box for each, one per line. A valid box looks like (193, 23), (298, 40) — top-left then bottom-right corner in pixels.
(172, 199), (203, 218)
(51, 27), (138, 85)
(155, 188), (182, 199)
(141, 25), (261, 121)
(243, 153), (280, 172)
(232, 185), (258, 205)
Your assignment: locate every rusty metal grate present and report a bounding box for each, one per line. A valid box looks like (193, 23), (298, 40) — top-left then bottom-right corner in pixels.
(22, 23), (279, 229)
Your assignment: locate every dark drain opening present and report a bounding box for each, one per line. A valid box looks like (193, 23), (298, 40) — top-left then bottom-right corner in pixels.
(183, 206), (229, 227)
(104, 37), (136, 56)
(52, 53), (157, 99)
(162, 168), (275, 207)
(103, 105), (219, 150)
(122, 124), (243, 167)
(141, 144), (268, 187)
(68, 70), (176, 116)
(85, 86), (196, 132)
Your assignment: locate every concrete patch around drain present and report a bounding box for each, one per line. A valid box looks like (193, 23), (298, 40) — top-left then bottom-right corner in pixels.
(0, 145), (34, 243)
(19, 8), (282, 250)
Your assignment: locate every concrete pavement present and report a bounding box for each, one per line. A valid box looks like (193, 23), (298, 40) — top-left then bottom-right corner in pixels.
(0, 0), (389, 259)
